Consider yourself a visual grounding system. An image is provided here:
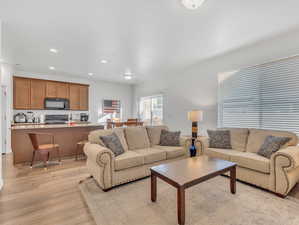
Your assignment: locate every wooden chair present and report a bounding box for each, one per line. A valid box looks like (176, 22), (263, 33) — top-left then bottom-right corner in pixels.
(75, 132), (89, 160)
(28, 133), (61, 168)
(106, 119), (113, 129)
(127, 118), (138, 122)
(75, 140), (89, 160)
(114, 122), (124, 127)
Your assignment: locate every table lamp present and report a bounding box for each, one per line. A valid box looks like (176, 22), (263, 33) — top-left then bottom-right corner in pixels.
(188, 110), (203, 157)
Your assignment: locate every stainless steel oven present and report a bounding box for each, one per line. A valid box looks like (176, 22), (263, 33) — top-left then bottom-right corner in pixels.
(44, 98), (70, 110)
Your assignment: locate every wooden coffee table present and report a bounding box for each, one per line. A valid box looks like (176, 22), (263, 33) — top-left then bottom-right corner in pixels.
(150, 156), (237, 225)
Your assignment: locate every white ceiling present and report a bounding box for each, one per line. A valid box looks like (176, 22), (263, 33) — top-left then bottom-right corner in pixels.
(1, 0), (299, 84)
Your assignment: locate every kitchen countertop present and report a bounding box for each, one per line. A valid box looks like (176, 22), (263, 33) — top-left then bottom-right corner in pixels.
(11, 123), (104, 130)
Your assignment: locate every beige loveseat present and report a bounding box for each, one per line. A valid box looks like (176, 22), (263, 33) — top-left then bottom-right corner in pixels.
(198, 128), (299, 197)
(84, 126), (189, 191)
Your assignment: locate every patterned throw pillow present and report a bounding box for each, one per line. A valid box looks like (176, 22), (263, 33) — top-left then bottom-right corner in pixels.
(160, 130), (181, 146)
(100, 133), (125, 157)
(257, 135), (291, 159)
(207, 130), (232, 149)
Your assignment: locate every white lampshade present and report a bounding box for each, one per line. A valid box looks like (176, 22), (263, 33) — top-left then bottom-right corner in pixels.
(188, 110), (203, 122)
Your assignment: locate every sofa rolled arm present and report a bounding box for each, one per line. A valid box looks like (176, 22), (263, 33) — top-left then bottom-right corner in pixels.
(84, 143), (115, 190)
(273, 146), (299, 171)
(271, 146), (299, 196)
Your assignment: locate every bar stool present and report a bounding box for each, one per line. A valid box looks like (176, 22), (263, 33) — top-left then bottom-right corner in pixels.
(28, 133), (61, 168)
(75, 140), (89, 160)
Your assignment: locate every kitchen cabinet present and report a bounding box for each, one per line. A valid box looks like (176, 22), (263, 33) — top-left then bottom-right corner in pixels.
(79, 85), (89, 110)
(69, 84), (81, 110)
(30, 79), (46, 109)
(13, 76), (89, 110)
(46, 81), (57, 98)
(56, 82), (69, 99)
(46, 81), (69, 99)
(13, 77), (31, 109)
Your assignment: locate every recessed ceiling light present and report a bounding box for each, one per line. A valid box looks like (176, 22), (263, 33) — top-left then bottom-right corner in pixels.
(124, 71), (133, 80)
(124, 75), (132, 80)
(88, 72), (93, 76)
(181, 0), (205, 10)
(100, 59), (108, 64)
(49, 48), (59, 53)
(49, 66), (55, 70)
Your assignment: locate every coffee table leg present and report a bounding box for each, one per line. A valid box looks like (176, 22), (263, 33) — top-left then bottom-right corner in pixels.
(230, 166), (236, 194)
(151, 172), (157, 202)
(177, 187), (185, 225)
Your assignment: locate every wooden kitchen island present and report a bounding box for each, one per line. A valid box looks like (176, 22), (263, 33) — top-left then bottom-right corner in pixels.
(11, 123), (104, 164)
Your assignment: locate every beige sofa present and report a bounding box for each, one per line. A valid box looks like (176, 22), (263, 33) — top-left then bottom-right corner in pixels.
(84, 126), (190, 191)
(198, 128), (299, 196)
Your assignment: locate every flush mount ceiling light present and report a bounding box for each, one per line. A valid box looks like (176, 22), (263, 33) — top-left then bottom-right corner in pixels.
(49, 48), (58, 53)
(49, 66), (55, 70)
(181, 0), (205, 9)
(100, 59), (108, 64)
(88, 72), (93, 76)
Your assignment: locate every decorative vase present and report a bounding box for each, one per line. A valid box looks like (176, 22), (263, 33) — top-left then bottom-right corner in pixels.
(189, 139), (197, 157)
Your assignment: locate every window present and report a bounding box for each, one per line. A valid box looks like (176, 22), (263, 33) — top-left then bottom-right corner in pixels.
(218, 56), (299, 136)
(139, 95), (163, 125)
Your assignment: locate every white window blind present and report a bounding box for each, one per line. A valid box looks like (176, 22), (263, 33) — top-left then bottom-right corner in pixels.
(218, 56), (299, 136)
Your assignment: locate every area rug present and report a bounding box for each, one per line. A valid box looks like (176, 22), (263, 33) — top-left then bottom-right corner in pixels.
(79, 176), (299, 225)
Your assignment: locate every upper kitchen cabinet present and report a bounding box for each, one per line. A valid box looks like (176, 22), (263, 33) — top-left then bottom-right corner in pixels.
(46, 81), (57, 98)
(13, 76), (89, 110)
(46, 81), (69, 99)
(13, 77), (31, 109)
(56, 82), (69, 99)
(69, 84), (81, 110)
(79, 85), (89, 110)
(30, 79), (46, 109)
(69, 84), (89, 110)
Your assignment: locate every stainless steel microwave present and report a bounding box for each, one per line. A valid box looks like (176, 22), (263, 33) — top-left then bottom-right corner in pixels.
(44, 98), (70, 110)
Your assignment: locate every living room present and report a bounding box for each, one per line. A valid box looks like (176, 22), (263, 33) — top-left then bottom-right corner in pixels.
(1, 1), (299, 225)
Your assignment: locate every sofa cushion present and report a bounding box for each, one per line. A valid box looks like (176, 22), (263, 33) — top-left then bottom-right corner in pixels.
(89, 129), (113, 145)
(100, 133), (125, 157)
(154, 145), (185, 159)
(114, 151), (144, 171)
(205, 148), (241, 161)
(113, 128), (129, 152)
(257, 135), (291, 159)
(146, 125), (168, 146)
(220, 128), (249, 152)
(160, 130), (181, 146)
(135, 148), (166, 164)
(230, 152), (270, 174)
(246, 129), (298, 153)
(88, 128), (129, 152)
(207, 130), (232, 149)
(125, 127), (151, 150)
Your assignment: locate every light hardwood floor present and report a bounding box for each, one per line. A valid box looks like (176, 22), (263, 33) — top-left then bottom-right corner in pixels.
(0, 153), (96, 225)
(1, 153), (299, 225)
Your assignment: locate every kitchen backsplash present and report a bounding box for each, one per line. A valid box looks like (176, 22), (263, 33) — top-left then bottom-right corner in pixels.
(13, 110), (89, 122)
